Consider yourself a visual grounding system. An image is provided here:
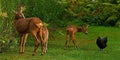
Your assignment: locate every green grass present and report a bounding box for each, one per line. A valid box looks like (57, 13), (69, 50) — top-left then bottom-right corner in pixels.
(0, 26), (120, 60)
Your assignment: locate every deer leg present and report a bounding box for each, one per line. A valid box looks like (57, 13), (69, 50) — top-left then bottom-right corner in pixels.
(43, 40), (48, 54)
(39, 32), (45, 55)
(38, 29), (45, 55)
(72, 34), (77, 49)
(37, 33), (44, 55)
(41, 38), (48, 54)
(43, 41), (48, 54)
(19, 34), (24, 54)
(64, 34), (70, 49)
(41, 41), (46, 55)
(32, 41), (39, 56)
(44, 41), (48, 53)
(40, 34), (46, 55)
(45, 30), (49, 53)
(22, 34), (28, 53)
(44, 33), (48, 54)
(31, 32), (40, 56)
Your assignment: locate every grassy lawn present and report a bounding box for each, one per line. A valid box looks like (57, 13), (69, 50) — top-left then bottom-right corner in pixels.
(0, 26), (120, 60)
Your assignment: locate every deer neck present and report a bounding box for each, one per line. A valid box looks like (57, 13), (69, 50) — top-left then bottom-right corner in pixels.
(77, 27), (82, 32)
(14, 15), (24, 20)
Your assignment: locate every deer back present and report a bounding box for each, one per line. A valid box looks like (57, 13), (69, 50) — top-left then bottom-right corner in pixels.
(29, 17), (43, 31)
(66, 25), (88, 34)
(66, 25), (78, 34)
(14, 18), (30, 33)
(13, 10), (43, 33)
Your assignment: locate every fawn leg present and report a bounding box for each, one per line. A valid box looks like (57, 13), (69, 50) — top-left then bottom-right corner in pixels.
(64, 34), (70, 49)
(41, 41), (45, 55)
(72, 33), (77, 49)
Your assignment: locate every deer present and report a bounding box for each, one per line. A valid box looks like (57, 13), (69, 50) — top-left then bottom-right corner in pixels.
(64, 25), (88, 49)
(13, 5), (48, 55)
(38, 26), (49, 55)
(32, 25), (49, 56)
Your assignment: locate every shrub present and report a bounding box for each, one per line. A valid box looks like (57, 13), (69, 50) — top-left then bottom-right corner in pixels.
(116, 21), (120, 27)
(105, 15), (118, 26)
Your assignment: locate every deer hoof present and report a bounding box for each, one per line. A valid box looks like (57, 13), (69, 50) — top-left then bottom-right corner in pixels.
(19, 52), (24, 54)
(75, 46), (78, 49)
(32, 54), (35, 56)
(41, 53), (44, 56)
(64, 47), (66, 50)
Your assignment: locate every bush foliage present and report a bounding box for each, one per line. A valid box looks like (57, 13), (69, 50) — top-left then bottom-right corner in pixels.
(0, 0), (120, 51)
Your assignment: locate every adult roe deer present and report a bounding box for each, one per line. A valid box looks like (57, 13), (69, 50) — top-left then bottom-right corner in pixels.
(64, 25), (88, 49)
(13, 6), (48, 55)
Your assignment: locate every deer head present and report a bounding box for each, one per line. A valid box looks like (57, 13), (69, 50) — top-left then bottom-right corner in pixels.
(13, 10), (25, 19)
(79, 25), (88, 34)
(13, 5), (25, 19)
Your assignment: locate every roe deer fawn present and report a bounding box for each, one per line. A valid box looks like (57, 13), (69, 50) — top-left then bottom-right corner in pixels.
(64, 25), (88, 49)
(38, 26), (49, 55)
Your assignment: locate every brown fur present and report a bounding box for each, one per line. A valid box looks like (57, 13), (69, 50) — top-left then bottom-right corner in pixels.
(32, 26), (49, 56)
(13, 9), (49, 55)
(64, 25), (88, 49)
(39, 27), (49, 55)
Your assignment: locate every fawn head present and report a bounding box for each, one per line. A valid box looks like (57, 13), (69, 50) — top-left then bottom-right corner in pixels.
(81, 25), (88, 34)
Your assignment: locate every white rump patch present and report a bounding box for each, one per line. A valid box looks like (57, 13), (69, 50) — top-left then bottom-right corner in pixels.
(36, 23), (43, 28)
(39, 23), (43, 26)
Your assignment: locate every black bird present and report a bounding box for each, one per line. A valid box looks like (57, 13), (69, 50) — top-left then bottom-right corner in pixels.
(96, 36), (107, 50)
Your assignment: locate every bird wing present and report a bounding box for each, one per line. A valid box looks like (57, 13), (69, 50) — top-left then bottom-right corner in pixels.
(102, 37), (107, 43)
